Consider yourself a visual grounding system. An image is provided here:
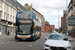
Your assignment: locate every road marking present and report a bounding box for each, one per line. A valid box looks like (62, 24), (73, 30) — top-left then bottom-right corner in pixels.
(29, 45), (32, 47)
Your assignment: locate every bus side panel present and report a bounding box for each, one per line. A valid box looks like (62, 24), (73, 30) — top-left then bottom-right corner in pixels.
(32, 12), (34, 20)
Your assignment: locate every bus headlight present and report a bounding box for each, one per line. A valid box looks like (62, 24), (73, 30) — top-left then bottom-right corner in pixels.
(17, 35), (21, 37)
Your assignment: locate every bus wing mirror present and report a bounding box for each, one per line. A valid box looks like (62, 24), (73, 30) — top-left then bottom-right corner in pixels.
(34, 25), (36, 28)
(14, 25), (16, 28)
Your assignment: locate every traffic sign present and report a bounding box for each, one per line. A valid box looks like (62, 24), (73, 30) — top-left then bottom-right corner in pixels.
(68, 16), (75, 26)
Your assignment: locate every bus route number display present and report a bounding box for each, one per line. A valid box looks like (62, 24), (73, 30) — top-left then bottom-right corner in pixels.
(19, 20), (31, 23)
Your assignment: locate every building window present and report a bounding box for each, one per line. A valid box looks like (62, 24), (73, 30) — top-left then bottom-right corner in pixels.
(14, 10), (16, 15)
(7, 5), (9, 11)
(9, 7), (10, 12)
(10, 7), (12, 13)
(13, 16), (14, 22)
(4, 4), (5, 9)
(10, 15), (12, 21)
(4, 4), (7, 10)
(0, 11), (2, 18)
(4, 13), (6, 20)
(0, 1), (2, 8)
(7, 14), (9, 20)
(13, 9), (14, 14)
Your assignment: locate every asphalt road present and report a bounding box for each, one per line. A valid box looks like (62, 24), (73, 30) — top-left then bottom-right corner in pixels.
(0, 33), (49, 50)
(0, 33), (75, 50)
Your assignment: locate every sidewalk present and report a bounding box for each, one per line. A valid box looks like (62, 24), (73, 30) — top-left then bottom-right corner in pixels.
(68, 36), (75, 40)
(68, 36), (75, 46)
(0, 34), (15, 37)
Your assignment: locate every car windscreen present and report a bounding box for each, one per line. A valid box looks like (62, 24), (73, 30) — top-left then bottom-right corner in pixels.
(48, 34), (68, 40)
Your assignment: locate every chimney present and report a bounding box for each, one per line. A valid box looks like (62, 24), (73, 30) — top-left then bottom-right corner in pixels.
(25, 3), (28, 10)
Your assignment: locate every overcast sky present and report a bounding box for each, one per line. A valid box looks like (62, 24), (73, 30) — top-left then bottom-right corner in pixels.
(17, 0), (70, 29)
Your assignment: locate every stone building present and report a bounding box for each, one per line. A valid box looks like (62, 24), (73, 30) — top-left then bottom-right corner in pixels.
(66, 0), (75, 32)
(0, 0), (27, 35)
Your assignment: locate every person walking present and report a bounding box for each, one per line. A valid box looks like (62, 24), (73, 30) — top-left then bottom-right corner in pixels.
(7, 31), (9, 35)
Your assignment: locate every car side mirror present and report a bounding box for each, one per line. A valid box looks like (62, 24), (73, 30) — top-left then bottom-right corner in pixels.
(45, 37), (47, 40)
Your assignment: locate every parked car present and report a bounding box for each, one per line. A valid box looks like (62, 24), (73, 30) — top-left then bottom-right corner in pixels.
(52, 31), (58, 33)
(44, 33), (73, 50)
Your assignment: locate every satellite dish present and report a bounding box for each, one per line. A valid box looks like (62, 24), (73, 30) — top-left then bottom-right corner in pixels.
(13, 0), (17, 2)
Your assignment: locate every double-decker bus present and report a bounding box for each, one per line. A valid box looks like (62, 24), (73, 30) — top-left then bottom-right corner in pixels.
(15, 11), (41, 40)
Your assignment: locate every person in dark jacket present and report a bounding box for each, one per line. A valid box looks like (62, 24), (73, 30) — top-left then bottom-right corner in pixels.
(7, 31), (9, 35)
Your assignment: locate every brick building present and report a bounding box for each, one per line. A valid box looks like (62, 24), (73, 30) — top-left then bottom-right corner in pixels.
(45, 21), (50, 33)
(33, 8), (45, 33)
(50, 25), (55, 32)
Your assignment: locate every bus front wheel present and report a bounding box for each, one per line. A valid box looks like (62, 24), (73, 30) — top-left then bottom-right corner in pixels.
(33, 36), (36, 40)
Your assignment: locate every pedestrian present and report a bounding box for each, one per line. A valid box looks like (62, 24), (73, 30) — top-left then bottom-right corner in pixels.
(7, 31), (9, 35)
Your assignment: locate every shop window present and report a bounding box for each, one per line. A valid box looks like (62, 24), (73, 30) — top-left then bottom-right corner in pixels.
(0, 1), (2, 8)
(4, 13), (6, 20)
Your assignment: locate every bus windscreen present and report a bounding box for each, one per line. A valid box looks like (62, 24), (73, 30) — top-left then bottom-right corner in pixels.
(17, 12), (32, 19)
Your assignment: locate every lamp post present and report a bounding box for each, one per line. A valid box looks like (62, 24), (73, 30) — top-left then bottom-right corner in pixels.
(57, 11), (60, 32)
(66, 0), (68, 31)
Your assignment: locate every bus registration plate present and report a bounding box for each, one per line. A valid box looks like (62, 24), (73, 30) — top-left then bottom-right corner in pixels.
(22, 38), (26, 40)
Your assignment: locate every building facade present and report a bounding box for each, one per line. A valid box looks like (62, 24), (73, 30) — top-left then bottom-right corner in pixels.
(45, 21), (50, 33)
(24, 3), (45, 33)
(66, 0), (75, 32)
(0, 0), (27, 35)
(61, 10), (67, 30)
(50, 25), (55, 32)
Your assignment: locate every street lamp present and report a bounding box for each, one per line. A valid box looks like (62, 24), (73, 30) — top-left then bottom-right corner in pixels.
(66, 0), (68, 31)
(57, 11), (60, 32)
(66, 0), (68, 11)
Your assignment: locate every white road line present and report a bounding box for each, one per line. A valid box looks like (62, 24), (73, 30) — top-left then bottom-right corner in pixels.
(29, 45), (32, 47)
